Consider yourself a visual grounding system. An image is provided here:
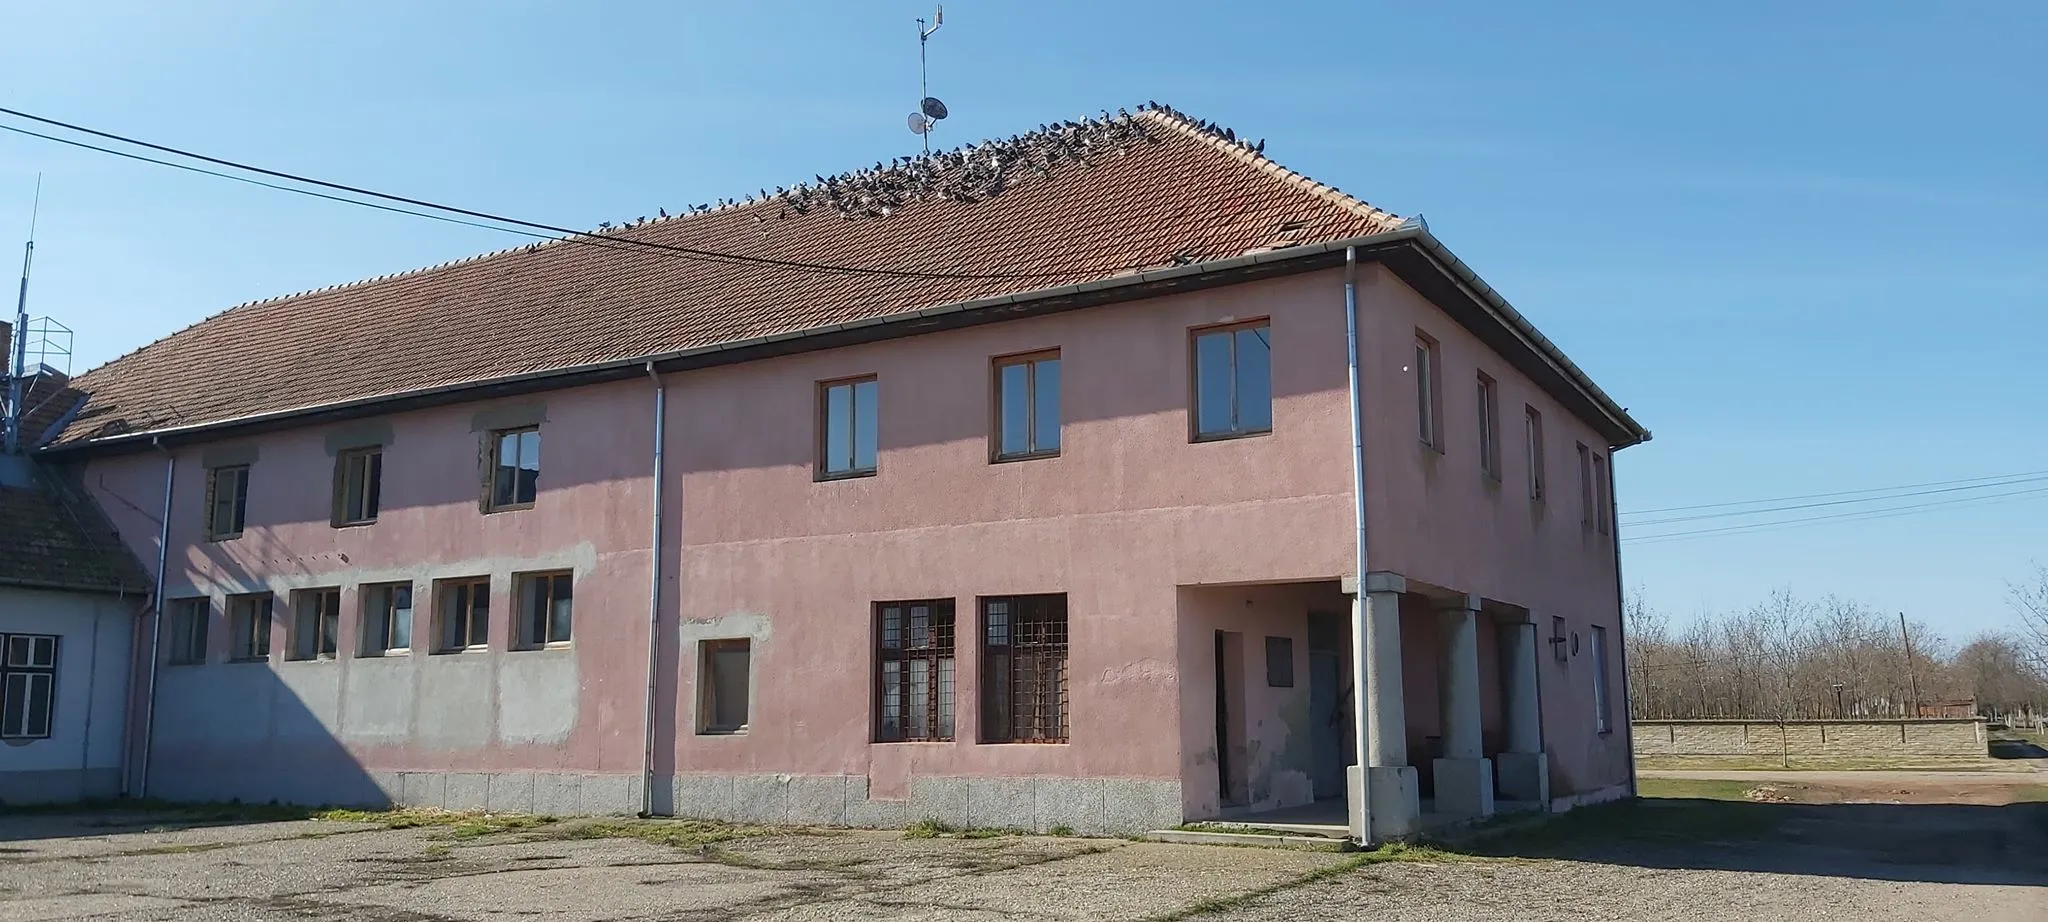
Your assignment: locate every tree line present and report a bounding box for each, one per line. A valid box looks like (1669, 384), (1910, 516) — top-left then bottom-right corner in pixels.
(1625, 571), (2048, 722)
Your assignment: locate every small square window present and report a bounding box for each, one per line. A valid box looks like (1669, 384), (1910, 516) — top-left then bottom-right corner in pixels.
(206, 465), (250, 540)
(360, 583), (414, 655)
(1191, 321), (1272, 440)
(166, 597), (210, 665)
(288, 588), (341, 661)
(818, 377), (879, 479)
(515, 572), (573, 648)
(1264, 636), (1295, 688)
(226, 593), (273, 662)
(333, 447), (383, 525)
(699, 639), (751, 734)
(488, 427), (540, 511)
(434, 577), (491, 653)
(992, 352), (1061, 461)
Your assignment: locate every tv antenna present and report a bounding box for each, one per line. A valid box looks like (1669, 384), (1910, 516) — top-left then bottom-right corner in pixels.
(4, 175), (40, 455)
(908, 5), (948, 155)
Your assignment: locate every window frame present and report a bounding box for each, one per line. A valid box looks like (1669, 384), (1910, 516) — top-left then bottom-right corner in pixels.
(874, 599), (957, 742)
(514, 571), (574, 649)
(816, 375), (880, 481)
(979, 594), (1070, 744)
(205, 464), (250, 541)
(1415, 333), (1443, 451)
(433, 577), (492, 654)
(1577, 442), (1595, 532)
(698, 638), (752, 735)
(165, 597), (211, 665)
(1592, 452), (1611, 536)
(287, 587), (342, 662)
(1476, 372), (1501, 480)
(0, 633), (59, 741)
(225, 593), (274, 663)
(332, 446), (383, 526)
(990, 350), (1062, 463)
(1525, 405), (1546, 503)
(360, 582), (414, 656)
(1591, 624), (1612, 734)
(1188, 319), (1274, 442)
(486, 426), (541, 512)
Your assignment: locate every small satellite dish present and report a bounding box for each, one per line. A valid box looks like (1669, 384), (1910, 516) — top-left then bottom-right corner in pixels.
(908, 112), (932, 134)
(921, 97), (949, 120)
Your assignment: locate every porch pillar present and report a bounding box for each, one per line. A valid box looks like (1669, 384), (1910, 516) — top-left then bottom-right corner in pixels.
(1347, 571), (1418, 841)
(1495, 613), (1549, 806)
(1432, 595), (1493, 818)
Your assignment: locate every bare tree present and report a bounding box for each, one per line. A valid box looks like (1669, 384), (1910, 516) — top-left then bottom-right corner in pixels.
(2012, 563), (2048, 670)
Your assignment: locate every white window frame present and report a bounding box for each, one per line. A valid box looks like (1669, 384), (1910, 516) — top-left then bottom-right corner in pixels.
(1477, 372), (1500, 479)
(289, 588), (342, 661)
(514, 571), (574, 649)
(1415, 334), (1441, 450)
(361, 582), (414, 655)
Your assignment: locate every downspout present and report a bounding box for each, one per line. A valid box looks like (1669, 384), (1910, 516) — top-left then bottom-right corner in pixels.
(1606, 450), (1638, 797)
(638, 362), (666, 816)
(134, 437), (173, 799)
(1342, 246), (1373, 840)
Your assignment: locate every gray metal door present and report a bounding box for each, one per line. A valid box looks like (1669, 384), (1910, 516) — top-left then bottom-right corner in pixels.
(1309, 650), (1344, 799)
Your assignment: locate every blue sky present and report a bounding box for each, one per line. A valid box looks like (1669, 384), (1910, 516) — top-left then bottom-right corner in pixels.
(2, 2), (2043, 640)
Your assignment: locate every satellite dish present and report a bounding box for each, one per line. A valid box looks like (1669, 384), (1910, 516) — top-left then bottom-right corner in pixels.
(907, 112), (932, 135)
(921, 97), (949, 120)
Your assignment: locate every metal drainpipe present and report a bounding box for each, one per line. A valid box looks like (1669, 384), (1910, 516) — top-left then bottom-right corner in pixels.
(134, 438), (173, 799)
(639, 362), (666, 817)
(1342, 246), (1372, 841)
(1606, 451), (1638, 797)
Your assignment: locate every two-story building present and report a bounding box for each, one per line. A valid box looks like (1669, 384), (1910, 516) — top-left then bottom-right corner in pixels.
(37, 106), (1647, 839)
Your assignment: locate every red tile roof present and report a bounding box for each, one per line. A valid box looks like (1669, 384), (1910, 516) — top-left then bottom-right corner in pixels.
(54, 106), (1405, 447)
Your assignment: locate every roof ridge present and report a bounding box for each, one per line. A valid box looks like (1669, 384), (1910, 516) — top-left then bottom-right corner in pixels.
(1134, 105), (1403, 228)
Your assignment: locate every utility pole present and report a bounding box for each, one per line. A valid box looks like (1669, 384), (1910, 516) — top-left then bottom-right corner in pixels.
(1899, 612), (1921, 718)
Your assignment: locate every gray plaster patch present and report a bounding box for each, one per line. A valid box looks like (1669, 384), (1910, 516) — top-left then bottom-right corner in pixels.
(674, 774), (734, 822)
(443, 772), (489, 811)
(909, 776), (968, 828)
(967, 777), (1039, 831)
(785, 775), (850, 826)
(732, 774), (788, 825)
(487, 773), (536, 813)
(418, 657), (493, 748)
(1036, 777), (1110, 835)
(271, 664), (344, 737)
(340, 657), (416, 742)
(496, 652), (578, 744)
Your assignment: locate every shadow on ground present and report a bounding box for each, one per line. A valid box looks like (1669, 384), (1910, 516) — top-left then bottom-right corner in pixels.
(1467, 798), (2048, 887)
(0, 802), (333, 844)
(1989, 737), (2048, 760)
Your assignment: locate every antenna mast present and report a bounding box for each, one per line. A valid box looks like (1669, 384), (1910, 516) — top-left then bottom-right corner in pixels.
(5, 176), (40, 456)
(909, 6), (948, 155)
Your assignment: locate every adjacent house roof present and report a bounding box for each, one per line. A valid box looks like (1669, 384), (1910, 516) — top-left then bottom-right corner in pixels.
(44, 104), (1646, 451)
(0, 468), (152, 595)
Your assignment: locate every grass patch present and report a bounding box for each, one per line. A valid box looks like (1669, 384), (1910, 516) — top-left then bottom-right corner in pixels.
(312, 808), (557, 837)
(1481, 797), (1784, 855)
(1635, 777), (1762, 802)
(1636, 755), (2020, 772)
(539, 818), (777, 848)
(903, 818), (956, 839)
(1170, 822), (1303, 838)
(958, 826), (1028, 839)
(1143, 853), (1370, 921)
(1048, 824), (1076, 837)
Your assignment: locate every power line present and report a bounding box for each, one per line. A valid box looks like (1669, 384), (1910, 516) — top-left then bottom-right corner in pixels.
(0, 105), (1064, 283)
(1620, 467), (2048, 517)
(1624, 483), (2048, 544)
(1621, 473), (2048, 528)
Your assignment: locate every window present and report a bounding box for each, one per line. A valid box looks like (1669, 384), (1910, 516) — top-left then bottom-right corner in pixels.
(206, 464), (250, 540)
(289, 588), (341, 661)
(166, 597), (209, 665)
(333, 447), (382, 525)
(1415, 333), (1442, 449)
(992, 352), (1061, 461)
(516, 572), (573, 648)
(488, 427), (541, 510)
(817, 377), (879, 479)
(1265, 636), (1295, 688)
(435, 577), (491, 653)
(361, 583), (414, 655)
(226, 593), (273, 662)
(1477, 373), (1501, 479)
(1592, 453), (1610, 535)
(876, 600), (955, 742)
(1525, 406), (1546, 502)
(1191, 321), (1272, 440)
(981, 594), (1068, 743)
(699, 639), (751, 734)
(1, 634), (58, 740)
(1577, 443), (1594, 531)
(1591, 625), (1612, 733)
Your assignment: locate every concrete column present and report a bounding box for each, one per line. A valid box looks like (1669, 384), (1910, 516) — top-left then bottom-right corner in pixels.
(1364, 586), (1407, 769)
(1347, 572), (1418, 841)
(1431, 595), (1493, 819)
(1495, 615), (1549, 806)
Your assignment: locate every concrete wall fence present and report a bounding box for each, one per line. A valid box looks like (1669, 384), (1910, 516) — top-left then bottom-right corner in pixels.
(1632, 718), (1987, 762)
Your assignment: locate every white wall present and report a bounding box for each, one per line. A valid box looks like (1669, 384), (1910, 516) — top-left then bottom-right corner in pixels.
(0, 587), (137, 803)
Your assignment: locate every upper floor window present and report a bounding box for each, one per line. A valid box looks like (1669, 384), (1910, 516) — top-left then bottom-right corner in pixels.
(0, 634), (58, 740)
(876, 599), (956, 742)
(1477, 373), (1501, 479)
(993, 351), (1061, 461)
(981, 594), (1069, 743)
(488, 427), (540, 510)
(435, 577), (490, 653)
(334, 447), (382, 526)
(818, 376), (879, 479)
(206, 464), (249, 540)
(361, 582), (413, 655)
(289, 588), (341, 661)
(1577, 443), (1594, 532)
(1192, 321), (1272, 440)
(1525, 406), (1546, 502)
(227, 593), (273, 662)
(1415, 333), (1442, 450)
(166, 597), (210, 665)
(1592, 452), (1611, 535)
(515, 571), (573, 648)
(1591, 624), (1613, 733)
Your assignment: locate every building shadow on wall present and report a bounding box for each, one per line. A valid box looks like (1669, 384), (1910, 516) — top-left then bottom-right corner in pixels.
(1469, 797), (2048, 886)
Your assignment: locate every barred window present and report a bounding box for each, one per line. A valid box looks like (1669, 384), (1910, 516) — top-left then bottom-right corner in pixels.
(876, 600), (955, 742)
(981, 594), (1068, 743)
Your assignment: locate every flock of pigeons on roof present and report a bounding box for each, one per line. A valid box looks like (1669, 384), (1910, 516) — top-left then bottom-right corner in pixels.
(575, 102), (1268, 237)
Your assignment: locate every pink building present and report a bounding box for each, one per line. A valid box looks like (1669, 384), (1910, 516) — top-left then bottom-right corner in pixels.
(43, 107), (1647, 839)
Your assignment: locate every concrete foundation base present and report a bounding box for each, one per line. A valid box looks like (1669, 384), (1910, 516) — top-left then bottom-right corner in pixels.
(1495, 751), (1549, 805)
(1366, 765), (1421, 840)
(1430, 757), (1495, 819)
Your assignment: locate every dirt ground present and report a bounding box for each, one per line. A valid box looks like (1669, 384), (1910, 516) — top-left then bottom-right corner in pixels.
(3, 779), (2044, 922)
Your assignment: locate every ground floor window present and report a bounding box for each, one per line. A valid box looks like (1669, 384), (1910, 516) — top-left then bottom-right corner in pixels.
(1591, 624), (1612, 733)
(699, 639), (751, 734)
(1, 633), (58, 740)
(876, 599), (955, 742)
(290, 588), (341, 660)
(981, 594), (1069, 743)
(227, 594), (273, 662)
